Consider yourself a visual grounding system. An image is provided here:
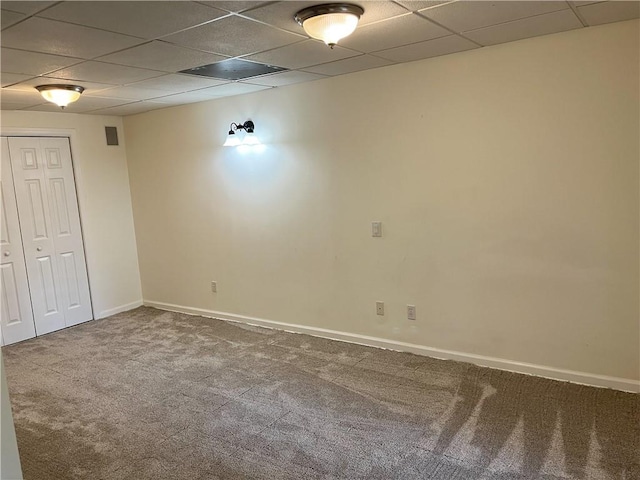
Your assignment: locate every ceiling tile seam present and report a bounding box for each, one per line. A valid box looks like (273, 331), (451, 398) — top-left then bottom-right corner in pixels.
(251, 68), (330, 80)
(0, 51), (87, 78)
(566, 1), (591, 27)
(414, 1), (457, 14)
(81, 100), (152, 113)
(41, 62), (170, 87)
(106, 78), (232, 94)
(347, 11), (415, 29)
(412, 12), (484, 47)
(390, 1), (414, 14)
(1, 75), (40, 89)
(234, 40), (366, 67)
(461, 8), (585, 37)
(358, 33), (476, 57)
(103, 38), (235, 61)
(193, 1), (278, 15)
(1, 13), (31, 32)
(233, 11), (310, 39)
(148, 12), (238, 41)
(28, 14), (151, 43)
(298, 53), (398, 74)
(234, 46), (335, 65)
(0, 0), (62, 26)
(433, 3), (577, 35)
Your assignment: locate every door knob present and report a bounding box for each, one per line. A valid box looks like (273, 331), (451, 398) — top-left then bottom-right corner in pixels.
(3, 252), (9, 257)
(36, 247), (42, 252)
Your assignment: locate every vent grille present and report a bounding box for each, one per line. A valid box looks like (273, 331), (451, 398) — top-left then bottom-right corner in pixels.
(180, 59), (287, 81)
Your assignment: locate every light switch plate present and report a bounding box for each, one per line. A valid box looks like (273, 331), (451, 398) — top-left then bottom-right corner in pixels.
(372, 221), (382, 237)
(407, 305), (416, 321)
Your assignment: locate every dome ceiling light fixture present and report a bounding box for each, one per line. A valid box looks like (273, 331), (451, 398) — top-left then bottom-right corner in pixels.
(294, 3), (365, 49)
(35, 84), (85, 109)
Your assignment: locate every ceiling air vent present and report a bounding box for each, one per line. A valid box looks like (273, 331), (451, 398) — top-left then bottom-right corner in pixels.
(180, 59), (287, 81)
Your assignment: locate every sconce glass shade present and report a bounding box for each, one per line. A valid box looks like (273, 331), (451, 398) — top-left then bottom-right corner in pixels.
(35, 84), (84, 108)
(223, 131), (241, 147)
(242, 132), (261, 146)
(295, 4), (364, 47)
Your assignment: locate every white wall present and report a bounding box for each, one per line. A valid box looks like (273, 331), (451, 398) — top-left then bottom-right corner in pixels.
(1, 112), (143, 318)
(124, 20), (639, 388)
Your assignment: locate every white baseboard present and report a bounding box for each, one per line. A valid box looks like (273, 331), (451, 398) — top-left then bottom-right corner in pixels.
(97, 300), (143, 320)
(143, 299), (640, 393)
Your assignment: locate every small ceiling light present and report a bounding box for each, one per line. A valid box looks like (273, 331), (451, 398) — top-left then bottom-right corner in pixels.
(35, 84), (85, 109)
(295, 3), (364, 48)
(224, 120), (261, 147)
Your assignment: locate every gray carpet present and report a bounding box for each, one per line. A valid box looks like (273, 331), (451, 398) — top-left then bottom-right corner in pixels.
(1, 307), (638, 480)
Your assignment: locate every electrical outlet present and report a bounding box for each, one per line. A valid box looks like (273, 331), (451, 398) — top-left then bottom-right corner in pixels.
(376, 301), (384, 316)
(372, 221), (382, 237)
(211, 281), (217, 293)
(407, 305), (416, 321)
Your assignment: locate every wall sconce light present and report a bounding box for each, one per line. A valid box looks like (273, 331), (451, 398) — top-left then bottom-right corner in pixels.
(223, 120), (261, 147)
(35, 84), (85, 109)
(295, 3), (364, 48)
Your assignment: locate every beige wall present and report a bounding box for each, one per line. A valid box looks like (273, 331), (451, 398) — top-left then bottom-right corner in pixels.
(1, 111), (143, 318)
(125, 20), (639, 383)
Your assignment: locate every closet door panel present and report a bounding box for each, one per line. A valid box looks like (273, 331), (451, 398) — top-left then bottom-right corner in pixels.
(41, 138), (92, 327)
(8, 138), (65, 335)
(0, 138), (36, 345)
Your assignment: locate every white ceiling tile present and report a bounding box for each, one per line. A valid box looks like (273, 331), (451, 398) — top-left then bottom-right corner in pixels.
(201, 82), (272, 97)
(465, 9), (583, 46)
(1, 17), (144, 59)
(50, 61), (165, 85)
(578, 1), (640, 25)
(22, 97), (132, 113)
(4, 77), (114, 95)
(249, 70), (326, 87)
(571, 1), (605, 6)
(84, 86), (168, 101)
(421, 1), (569, 32)
(302, 54), (395, 76)
(1, 48), (82, 76)
(126, 74), (229, 92)
(340, 13), (450, 53)
(1, 2), (56, 15)
(163, 15), (303, 56)
(1, 88), (43, 107)
(148, 82), (270, 103)
(87, 101), (170, 116)
(97, 41), (228, 73)
(394, 1), (453, 12)
(375, 34), (479, 62)
(39, 1), (228, 40)
(245, 39), (360, 69)
(242, 1), (408, 35)
(198, 2), (270, 13)
(51, 96), (133, 113)
(1, 73), (33, 87)
(0, 102), (31, 111)
(1, 9), (25, 29)
(21, 103), (69, 113)
(149, 91), (223, 104)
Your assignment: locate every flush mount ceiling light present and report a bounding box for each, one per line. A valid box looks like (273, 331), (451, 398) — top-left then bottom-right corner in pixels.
(223, 120), (261, 147)
(295, 3), (364, 48)
(35, 84), (85, 109)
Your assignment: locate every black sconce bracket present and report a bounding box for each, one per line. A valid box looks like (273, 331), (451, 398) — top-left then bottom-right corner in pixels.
(228, 120), (255, 134)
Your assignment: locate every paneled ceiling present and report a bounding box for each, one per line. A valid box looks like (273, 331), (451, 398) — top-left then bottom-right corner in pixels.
(1, 0), (638, 116)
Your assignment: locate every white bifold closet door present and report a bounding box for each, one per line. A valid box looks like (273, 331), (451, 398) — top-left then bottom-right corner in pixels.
(0, 138), (36, 345)
(6, 137), (92, 338)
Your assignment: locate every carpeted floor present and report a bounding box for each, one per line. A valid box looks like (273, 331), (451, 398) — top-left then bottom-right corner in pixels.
(1, 307), (638, 480)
